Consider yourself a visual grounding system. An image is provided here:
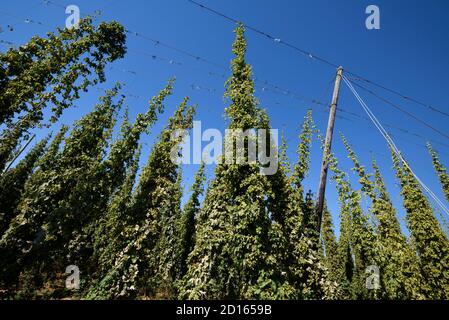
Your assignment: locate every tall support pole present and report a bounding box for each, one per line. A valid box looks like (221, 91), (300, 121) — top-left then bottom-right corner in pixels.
(315, 66), (343, 232)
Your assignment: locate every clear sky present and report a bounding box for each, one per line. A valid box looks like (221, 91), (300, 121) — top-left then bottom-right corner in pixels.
(1, 0), (449, 237)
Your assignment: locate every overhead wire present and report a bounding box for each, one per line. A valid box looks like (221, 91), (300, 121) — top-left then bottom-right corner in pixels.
(187, 0), (449, 120)
(343, 75), (449, 217)
(348, 80), (449, 140)
(2, 3), (447, 158)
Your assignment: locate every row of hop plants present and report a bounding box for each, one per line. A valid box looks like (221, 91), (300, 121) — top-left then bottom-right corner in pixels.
(1, 17), (449, 300)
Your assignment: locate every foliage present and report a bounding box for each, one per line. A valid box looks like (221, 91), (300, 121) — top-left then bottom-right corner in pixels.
(0, 86), (124, 297)
(179, 24), (280, 300)
(88, 95), (195, 299)
(1, 19), (449, 301)
(0, 136), (48, 236)
(175, 162), (206, 281)
(392, 149), (449, 299)
(343, 136), (424, 299)
(0, 17), (126, 171)
(427, 143), (449, 202)
(329, 153), (377, 299)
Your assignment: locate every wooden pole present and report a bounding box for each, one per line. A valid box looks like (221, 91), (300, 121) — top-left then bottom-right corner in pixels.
(315, 66), (343, 232)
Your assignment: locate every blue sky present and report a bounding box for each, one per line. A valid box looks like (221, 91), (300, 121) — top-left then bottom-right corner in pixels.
(1, 0), (449, 237)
